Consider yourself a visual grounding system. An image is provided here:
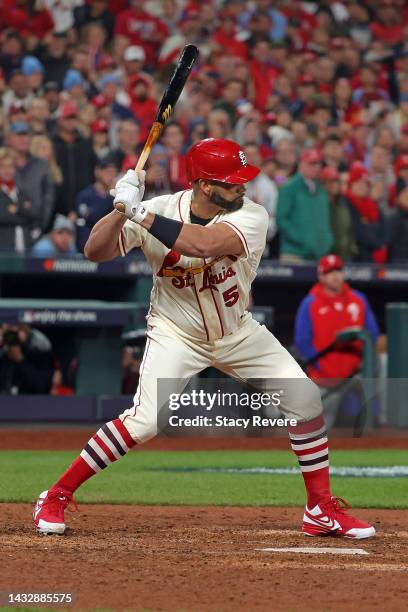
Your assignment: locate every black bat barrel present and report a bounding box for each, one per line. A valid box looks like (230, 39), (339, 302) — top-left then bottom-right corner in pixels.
(156, 45), (199, 125)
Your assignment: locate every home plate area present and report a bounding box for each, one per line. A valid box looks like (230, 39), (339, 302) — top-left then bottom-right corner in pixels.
(1, 504), (407, 611)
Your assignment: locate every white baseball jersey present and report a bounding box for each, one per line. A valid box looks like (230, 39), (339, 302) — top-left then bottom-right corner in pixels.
(119, 189), (269, 342)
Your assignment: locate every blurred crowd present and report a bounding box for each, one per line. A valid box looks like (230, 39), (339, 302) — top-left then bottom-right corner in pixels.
(0, 0), (408, 262)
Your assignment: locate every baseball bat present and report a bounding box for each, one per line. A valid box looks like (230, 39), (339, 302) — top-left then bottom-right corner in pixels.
(114, 44), (199, 213)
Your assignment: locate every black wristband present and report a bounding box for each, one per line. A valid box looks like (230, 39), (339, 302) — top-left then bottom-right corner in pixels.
(148, 214), (183, 249)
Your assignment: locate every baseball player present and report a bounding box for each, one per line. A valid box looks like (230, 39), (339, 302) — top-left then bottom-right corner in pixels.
(33, 139), (375, 539)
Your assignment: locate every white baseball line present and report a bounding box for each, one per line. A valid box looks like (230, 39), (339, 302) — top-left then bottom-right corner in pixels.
(256, 547), (369, 555)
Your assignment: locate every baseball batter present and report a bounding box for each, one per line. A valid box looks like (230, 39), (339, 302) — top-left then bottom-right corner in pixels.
(33, 139), (375, 539)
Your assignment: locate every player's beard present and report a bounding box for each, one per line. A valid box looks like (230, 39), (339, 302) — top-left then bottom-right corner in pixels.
(209, 189), (244, 212)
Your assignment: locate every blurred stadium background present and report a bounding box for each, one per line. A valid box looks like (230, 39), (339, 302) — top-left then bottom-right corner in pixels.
(0, 0), (407, 430)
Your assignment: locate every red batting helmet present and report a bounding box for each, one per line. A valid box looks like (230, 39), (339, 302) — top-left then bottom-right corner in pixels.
(185, 138), (260, 184)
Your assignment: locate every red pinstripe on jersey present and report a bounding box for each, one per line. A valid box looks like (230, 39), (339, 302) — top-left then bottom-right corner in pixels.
(192, 281), (209, 341)
(203, 256), (225, 338)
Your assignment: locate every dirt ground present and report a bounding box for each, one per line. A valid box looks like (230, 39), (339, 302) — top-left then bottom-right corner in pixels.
(1, 429), (407, 451)
(1, 430), (407, 611)
(0, 504), (407, 612)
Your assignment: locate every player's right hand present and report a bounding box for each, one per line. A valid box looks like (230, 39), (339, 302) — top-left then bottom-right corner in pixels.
(111, 170), (148, 223)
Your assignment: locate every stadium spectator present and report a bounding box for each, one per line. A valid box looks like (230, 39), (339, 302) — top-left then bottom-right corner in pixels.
(63, 69), (89, 108)
(44, 0), (79, 34)
(0, 29), (24, 81)
(75, 155), (117, 252)
(39, 31), (70, 88)
(121, 45), (147, 83)
(121, 330), (146, 395)
(250, 38), (279, 112)
(111, 119), (141, 171)
(274, 138), (297, 185)
(127, 75), (156, 142)
(90, 118), (110, 160)
(0, 146), (34, 252)
(114, 0), (168, 69)
(242, 143), (278, 253)
(43, 81), (61, 123)
(294, 254), (379, 427)
(367, 144), (395, 217)
(22, 55), (44, 94)
(74, 0), (115, 41)
(322, 135), (348, 173)
(7, 121), (55, 239)
(28, 96), (51, 135)
(345, 162), (388, 263)
(389, 185), (408, 263)
(160, 121), (189, 191)
(0, 323), (54, 394)
(30, 134), (63, 193)
(320, 166), (357, 262)
(2, 69), (33, 114)
(53, 101), (95, 217)
(215, 79), (247, 128)
(31, 214), (77, 257)
(211, 9), (249, 60)
(276, 148), (333, 263)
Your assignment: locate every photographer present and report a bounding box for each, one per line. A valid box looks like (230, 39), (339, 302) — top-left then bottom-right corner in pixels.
(0, 324), (54, 394)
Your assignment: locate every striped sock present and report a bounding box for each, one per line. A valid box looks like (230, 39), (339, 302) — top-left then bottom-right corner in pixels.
(51, 419), (136, 494)
(288, 414), (331, 508)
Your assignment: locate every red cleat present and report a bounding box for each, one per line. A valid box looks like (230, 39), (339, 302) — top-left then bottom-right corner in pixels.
(303, 496), (375, 539)
(33, 489), (77, 535)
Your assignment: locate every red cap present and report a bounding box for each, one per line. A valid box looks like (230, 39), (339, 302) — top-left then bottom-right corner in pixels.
(300, 148), (322, 164)
(186, 138), (260, 184)
(320, 166), (340, 181)
(298, 73), (316, 86)
(58, 101), (78, 119)
(92, 94), (110, 109)
(318, 254), (344, 274)
(395, 155), (408, 174)
(91, 119), (109, 134)
(348, 162), (369, 185)
(401, 123), (408, 135)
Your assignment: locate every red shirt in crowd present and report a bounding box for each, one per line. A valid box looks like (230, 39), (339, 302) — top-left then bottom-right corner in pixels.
(212, 28), (249, 60)
(115, 8), (169, 67)
(250, 59), (280, 112)
(2, 0), (53, 39)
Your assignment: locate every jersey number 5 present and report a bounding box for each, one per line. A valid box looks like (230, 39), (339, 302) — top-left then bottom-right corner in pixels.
(223, 285), (239, 307)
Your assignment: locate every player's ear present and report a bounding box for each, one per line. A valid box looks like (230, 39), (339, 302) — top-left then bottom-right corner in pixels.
(197, 179), (211, 197)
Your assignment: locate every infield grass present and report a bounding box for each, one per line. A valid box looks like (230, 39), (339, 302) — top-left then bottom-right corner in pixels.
(1, 449), (407, 508)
